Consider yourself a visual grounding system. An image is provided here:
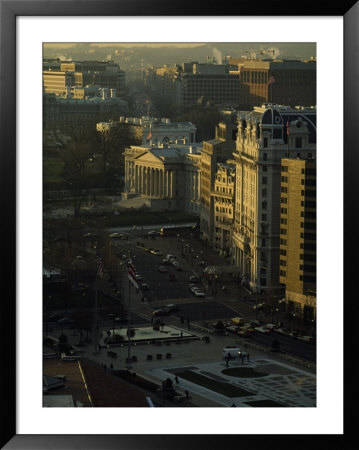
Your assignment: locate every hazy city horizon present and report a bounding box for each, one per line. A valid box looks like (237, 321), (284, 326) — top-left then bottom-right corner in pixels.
(43, 42), (317, 409)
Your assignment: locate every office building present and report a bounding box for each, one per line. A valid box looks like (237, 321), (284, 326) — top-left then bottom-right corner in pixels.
(212, 163), (235, 257)
(199, 115), (238, 244)
(232, 104), (316, 293)
(279, 158), (316, 322)
(238, 59), (316, 108)
(144, 62), (240, 108)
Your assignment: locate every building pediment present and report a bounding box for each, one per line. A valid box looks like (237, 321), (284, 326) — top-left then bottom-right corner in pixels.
(134, 151), (163, 165)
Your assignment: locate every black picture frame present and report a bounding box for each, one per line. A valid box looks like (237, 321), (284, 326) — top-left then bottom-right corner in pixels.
(1, 0), (356, 448)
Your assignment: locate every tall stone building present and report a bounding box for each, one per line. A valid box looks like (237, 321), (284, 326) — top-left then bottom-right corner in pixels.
(232, 104), (316, 293)
(279, 158), (316, 321)
(212, 163), (235, 257)
(199, 115), (237, 244)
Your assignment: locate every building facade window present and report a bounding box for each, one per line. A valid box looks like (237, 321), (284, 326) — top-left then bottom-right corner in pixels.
(295, 137), (302, 149)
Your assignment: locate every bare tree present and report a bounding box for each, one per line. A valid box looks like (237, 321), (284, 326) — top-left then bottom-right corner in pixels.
(96, 122), (141, 173)
(60, 139), (94, 217)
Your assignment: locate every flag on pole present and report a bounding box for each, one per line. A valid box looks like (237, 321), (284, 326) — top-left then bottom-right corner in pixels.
(96, 252), (104, 278)
(286, 121), (290, 136)
(267, 76), (275, 85)
(128, 263), (139, 289)
(146, 129), (152, 142)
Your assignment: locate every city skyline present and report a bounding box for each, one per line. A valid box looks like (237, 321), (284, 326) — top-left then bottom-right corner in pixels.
(42, 46), (317, 410)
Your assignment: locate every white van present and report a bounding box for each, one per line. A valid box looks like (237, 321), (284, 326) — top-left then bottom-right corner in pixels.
(166, 254), (176, 261)
(222, 347), (242, 359)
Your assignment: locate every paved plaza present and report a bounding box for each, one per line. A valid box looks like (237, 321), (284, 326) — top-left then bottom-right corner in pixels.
(49, 321), (316, 407)
(148, 357), (316, 407)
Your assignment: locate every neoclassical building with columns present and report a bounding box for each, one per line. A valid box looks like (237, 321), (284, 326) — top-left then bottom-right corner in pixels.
(123, 143), (201, 214)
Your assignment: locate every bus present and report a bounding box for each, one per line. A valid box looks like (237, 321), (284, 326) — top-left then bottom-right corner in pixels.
(160, 223), (199, 237)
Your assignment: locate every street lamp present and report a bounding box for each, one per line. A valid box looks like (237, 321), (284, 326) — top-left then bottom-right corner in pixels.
(108, 313), (115, 345)
(292, 312), (296, 331)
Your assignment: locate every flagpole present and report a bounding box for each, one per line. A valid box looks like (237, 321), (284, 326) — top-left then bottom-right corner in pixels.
(286, 121), (290, 158)
(93, 277), (99, 354)
(127, 279), (132, 369)
(94, 252), (103, 354)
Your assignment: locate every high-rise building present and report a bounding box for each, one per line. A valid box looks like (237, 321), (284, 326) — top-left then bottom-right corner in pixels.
(279, 158), (316, 322)
(145, 62), (240, 109)
(238, 59), (316, 108)
(43, 59), (126, 97)
(43, 71), (75, 96)
(212, 163), (235, 257)
(200, 115), (237, 244)
(232, 104), (316, 293)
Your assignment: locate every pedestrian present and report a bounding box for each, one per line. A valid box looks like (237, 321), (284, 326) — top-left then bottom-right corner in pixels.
(175, 376), (179, 384)
(180, 331), (183, 338)
(103, 363), (107, 372)
(185, 390), (189, 398)
(247, 353), (250, 362)
(110, 363), (114, 370)
(226, 356), (229, 368)
(241, 354), (244, 364)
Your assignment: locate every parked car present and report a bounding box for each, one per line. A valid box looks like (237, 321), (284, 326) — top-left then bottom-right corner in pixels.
(57, 317), (74, 325)
(228, 316), (243, 326)
(238, 329), (254, 338)
(161, 259), (171, 265)
(164, 304), (178, 312)
(140, 283), (149, 291)
(158, 266), (168, 273)
(109, 232), (125, 239)
(194, 290), (205, 297)
(190, 285), (200, 294)
(151, 249), (163, 256)
(241, 325), (255, 334)
(135, 274), (142, 281)
(264, 323), (277, 331)
(189, 275), (199, 283)
(83, 232), (98, 239)
(297, 335), (316, 344)
(253, 302), (265, 310)
(249, 320), (263, 327)
(148, 230), (160, 236)
(254, 326), (271, 334)
(152, 309), (169, 317)
(115, 316), (128, 323)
